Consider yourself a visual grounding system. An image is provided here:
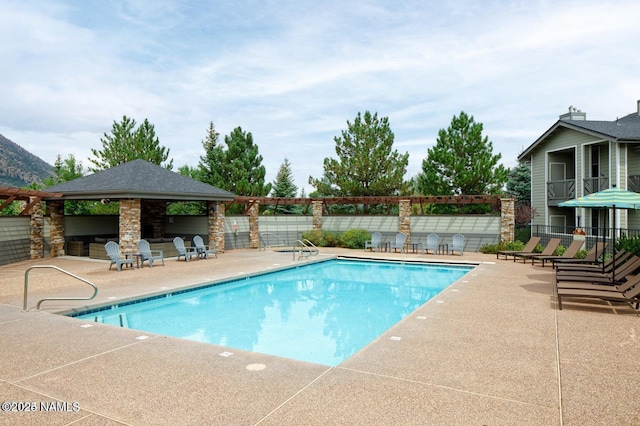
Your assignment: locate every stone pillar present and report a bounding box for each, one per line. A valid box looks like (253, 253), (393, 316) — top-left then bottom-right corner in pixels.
(120, 199), (141, 254)
(30, 197), (44, 259)
(399, 199), (411, 245)
(248, 201), (260, 249)
(312, 201), (323, 231)
(47, 200), (65, 257)
(500, 197), (515, 242)
(209, 201), (225, 253)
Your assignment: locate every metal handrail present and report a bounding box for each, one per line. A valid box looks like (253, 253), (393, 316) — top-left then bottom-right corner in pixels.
(293, 239), (319, 260)
(23, 265), (98, 311)
(259, 232), (287, 250)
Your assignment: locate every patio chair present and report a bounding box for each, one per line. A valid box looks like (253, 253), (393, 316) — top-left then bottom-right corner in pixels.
(420, 233), (439, 255)
(496, 236), (541, 260)
(555, 249), (631, 273)
(450, 234), (465, 256)
(137, 239), (165, 268)
(104, 241), (133, 272)
(551, 242), (607, 269)
(556, 255), (640, 285)
(365, 232), (382, 252)
(193, 235), (217, 259)
(514, 238), (561, 263)
(389, 233), (407, 253)
(530, 239), (584, 267)
(173, 237), (197, 262)
(557, 276), (640, 310)
(556, 271), (640, 292)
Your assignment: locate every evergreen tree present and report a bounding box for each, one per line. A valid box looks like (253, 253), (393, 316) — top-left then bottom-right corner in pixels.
(198, 124), (272, 215)
(309, 111), (409, 197)
(270, 158), (299, 214)
(417, 111), (508, 196)
(89, 116), (173, 171)
(506, 160), (531, 202)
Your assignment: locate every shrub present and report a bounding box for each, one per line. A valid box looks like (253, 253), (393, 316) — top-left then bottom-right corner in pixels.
(616, 233), (640, 257)
(340, 229), (370, 249)
(301, 230), (326, 246)
(323, 231), (343, 247)
(479, 240), (525, 254)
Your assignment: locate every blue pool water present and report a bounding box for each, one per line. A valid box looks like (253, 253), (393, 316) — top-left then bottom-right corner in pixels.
(74, 259), (471, 366)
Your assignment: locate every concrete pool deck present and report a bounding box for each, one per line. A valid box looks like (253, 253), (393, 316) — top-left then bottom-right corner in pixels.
(0, 248), (638, 425)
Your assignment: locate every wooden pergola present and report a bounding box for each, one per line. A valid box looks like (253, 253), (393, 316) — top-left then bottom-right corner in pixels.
(0, 187), (63, 215)
(231, 195), (504, 215)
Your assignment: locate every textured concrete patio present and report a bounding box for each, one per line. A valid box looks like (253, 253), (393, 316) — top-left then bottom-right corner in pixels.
(0, 248), (638, 425)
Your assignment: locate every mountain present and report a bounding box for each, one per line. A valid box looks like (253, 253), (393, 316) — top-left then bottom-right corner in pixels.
(0, 133), (54, 187)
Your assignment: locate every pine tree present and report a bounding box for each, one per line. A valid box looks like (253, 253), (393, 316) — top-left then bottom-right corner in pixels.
(309, 111), (409, 196)
(89, 116), (173, 171)
(417, 111), (508, 195)
(270, 158), (298, 214)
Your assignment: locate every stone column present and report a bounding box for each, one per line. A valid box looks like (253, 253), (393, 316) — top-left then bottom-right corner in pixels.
(500, 197), (515, 242)
(30, 197), (44, 259)
(120, 199), (141, 254)
(248, 201), (260, 249)
(399, 199), (411, 246)
(312, 201), (323, 231)
(47, 200), (65, 257)
(142, 200), (166, 238)
(209, 201), (225, 253)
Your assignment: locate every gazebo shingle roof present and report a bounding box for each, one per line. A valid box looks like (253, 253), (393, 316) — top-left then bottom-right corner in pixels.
(44, 159), (235, 201)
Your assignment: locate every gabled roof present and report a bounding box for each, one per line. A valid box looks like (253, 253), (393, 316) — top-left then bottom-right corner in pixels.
(519, 111), (640, 161)
(43, 159), (235, 201)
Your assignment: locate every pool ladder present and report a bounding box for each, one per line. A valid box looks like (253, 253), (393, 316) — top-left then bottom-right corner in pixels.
(23, 265), (98, 311)
(259, 232), (287, 250)
(293, 239), (319, 260)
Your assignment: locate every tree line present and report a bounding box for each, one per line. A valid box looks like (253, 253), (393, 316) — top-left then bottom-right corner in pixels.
(6, 111), (531, 217)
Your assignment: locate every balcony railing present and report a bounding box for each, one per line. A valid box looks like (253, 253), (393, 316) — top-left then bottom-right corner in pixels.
(628, 175), (640, 193)
(547, 180), (575, 206)
(584, 177), (609, 194)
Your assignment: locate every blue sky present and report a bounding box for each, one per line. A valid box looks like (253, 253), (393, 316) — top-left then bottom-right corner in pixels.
(1, 0), (639, 193)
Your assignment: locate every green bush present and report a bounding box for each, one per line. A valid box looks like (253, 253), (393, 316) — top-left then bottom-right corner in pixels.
(323, 231), (343, 247)
(616, 233), (640, 257)
(340, 229), (370, 249)
(301, 230), (326, 246)
(479, 240), (525, 254)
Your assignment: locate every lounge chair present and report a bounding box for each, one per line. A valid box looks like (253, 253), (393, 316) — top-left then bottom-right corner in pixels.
(496, 236), (541, 260)
(555, 249), (632, 273)
(551, 242), (608, 269)
(514, 238), (561, 263)
(449, 234), (464, 256)
(557, 278), (640, 310)
(173, 237), (197, 262)
(105, 241), (133, 271)
(420, 233), (439, 255)
(556, 272), (640, 292)
(556, 255), (640, 285)
(365, 232), (382, 252)
(389, 233), (407, 253)
(137, 239), (165, 268)
(193, 235), (217, 259)
(531, 239), (584, 267)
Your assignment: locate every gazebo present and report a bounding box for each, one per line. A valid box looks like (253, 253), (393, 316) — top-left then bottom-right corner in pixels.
(44, 159), (235, 256)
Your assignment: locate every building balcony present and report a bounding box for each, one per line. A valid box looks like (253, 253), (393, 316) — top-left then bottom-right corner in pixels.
(583, 177), (609, 194)
(547, 179), (575, 206)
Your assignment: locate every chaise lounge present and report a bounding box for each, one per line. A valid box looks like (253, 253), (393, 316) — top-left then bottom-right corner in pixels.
(496, 236), (541, 260)
(514, 238), (561, 264)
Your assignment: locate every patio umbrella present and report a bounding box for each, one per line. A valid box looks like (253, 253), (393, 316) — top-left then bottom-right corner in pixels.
(559, 186), (640, 282)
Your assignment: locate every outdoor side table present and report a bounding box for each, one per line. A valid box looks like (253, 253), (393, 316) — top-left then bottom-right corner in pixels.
(437, 244), (449, 255)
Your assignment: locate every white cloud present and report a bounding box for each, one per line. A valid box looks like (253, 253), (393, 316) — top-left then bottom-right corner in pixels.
(1, 0), (639, 193)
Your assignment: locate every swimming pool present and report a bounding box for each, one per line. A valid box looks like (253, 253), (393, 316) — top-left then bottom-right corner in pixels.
(73, 258), (472, 366)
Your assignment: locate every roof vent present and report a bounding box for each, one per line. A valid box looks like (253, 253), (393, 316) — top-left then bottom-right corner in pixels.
(559, 105), (586, 121)
(637, 99), (640, 115)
